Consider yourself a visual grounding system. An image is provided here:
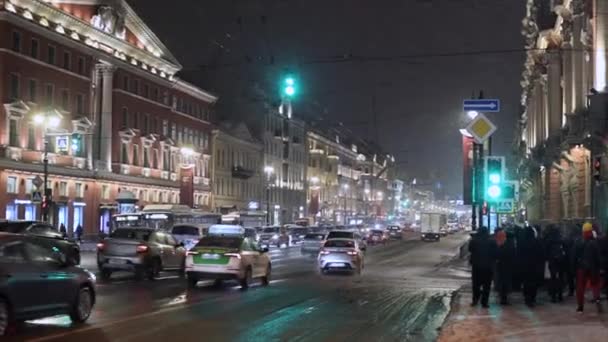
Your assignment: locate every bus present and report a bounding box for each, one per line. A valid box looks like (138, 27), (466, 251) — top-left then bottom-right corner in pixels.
(111, 205), (221, 231)
(221, 211), (266, 228)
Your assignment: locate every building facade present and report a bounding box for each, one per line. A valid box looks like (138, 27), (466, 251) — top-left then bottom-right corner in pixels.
(212, 123), (263, 213)
(0, 0), (216, 237)
(263, 110), (306, 225)
(516, 0), (606, 228)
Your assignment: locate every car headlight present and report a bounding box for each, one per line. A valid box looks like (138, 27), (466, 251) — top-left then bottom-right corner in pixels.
(272, 234), (279, 239)
(87, 270), (97, 283)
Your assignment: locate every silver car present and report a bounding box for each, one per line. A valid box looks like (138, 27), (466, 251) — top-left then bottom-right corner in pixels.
(97, 228), (186, 280)
(318, 238), (364, 275)
(300, 233), (326, 254)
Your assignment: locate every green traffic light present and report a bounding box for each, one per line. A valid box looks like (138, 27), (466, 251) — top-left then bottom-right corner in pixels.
(487, 184), (501, 199)
(282, 76), (297, 97)
(284, 85), (295, 96)
(285, 77), (295, 86)
(489, 173), (501, 184)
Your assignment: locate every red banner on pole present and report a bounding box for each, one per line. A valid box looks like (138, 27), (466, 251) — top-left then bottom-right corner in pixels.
(180, 165), (194, 207)
(309, 191), (319, 215)
(463, 135), (474, 205)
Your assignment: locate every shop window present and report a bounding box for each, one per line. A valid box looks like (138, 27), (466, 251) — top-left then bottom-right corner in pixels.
(5, 204), (17, 220)
(7, 177), (18, 194)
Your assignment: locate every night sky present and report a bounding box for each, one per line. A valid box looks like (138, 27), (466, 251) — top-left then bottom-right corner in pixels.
(128, 0), (526, 198)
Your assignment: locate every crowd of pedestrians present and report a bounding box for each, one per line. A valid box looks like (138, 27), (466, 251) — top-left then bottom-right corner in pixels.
(468, 222), (608, 313)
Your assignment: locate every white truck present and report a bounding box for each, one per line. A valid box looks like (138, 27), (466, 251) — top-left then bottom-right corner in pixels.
(420, 212), (446, 241)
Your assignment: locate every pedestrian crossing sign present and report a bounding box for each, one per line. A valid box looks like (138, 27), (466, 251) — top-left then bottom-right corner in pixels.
(495, 200), (514, 213)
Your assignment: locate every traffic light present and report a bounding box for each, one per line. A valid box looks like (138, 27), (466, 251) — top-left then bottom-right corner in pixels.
(71, 133), (81, 154)
(485, 156), (505, 201)
(281, 75), (296, 98)
(594, 156), (602, 183)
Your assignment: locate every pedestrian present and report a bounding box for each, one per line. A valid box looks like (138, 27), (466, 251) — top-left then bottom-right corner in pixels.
(75, 224), (83, 243)
(519, 225), (544, 307)
(573, 222), (603, 313)
(600, 232), (608, 299)
(496, 228), (516, 305)
(564, 224), (579, 297)
(59, 223), (67, 238)
(545, 225), (567, 303)
(468, 226), (497, 308)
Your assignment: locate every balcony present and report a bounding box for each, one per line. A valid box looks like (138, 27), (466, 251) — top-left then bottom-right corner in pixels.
(232, 166), (255, 179)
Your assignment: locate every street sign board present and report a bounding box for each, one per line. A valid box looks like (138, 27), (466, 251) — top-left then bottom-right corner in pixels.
(495, 200), (514, 213)
(32, 175), (43, 188)
(56, 136), (68, 152)
(32, 191), (42, 203)
(466, 113), (497, 144)
(463, 99), (500, 112)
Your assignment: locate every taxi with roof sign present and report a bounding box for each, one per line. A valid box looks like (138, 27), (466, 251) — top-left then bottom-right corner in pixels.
(184, 225), (271, 289)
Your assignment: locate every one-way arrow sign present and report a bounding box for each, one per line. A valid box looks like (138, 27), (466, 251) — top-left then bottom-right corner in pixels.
(463, 99), (500, 112)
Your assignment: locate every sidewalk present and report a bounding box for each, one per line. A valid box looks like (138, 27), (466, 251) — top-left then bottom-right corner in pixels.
(439, 277), (608, 341)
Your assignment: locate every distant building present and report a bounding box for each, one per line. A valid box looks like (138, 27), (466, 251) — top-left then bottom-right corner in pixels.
(0, 0), (216, 236)
(212, 123), (263, 213)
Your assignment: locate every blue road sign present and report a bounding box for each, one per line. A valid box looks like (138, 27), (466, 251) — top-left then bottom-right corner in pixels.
(463, 99), (500, 112)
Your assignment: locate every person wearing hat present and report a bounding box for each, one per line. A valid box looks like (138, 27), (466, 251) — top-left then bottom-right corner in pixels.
(495, 228), (516, 305)
(468, 226), (497, 308)
(573, 222), (602, 313)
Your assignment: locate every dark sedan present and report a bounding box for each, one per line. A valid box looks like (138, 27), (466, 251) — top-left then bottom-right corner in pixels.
(0, 233), (96, 336)
(0, 220), (81, 264)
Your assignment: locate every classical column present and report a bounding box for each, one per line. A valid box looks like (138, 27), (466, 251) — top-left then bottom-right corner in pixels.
(89, 66), (101, 170)
(97, 64), (115, 172)
(571, 12), (585, 110)
(547, 51), (562, 135)
(562, 42), (574, 115)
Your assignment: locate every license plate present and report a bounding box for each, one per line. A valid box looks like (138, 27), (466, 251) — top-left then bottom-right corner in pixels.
(331, 263), (346, 267)
(202, 253), (220, 260)
(109, 259), (126, 264)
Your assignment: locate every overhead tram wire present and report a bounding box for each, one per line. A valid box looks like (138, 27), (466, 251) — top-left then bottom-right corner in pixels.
(183, 47), (565, 72)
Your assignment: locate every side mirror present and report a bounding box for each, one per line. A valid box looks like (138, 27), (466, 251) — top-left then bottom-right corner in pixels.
(262, 247), (269, 253)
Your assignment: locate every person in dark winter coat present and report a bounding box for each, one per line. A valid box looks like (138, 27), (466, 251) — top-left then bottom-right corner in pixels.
(59, 223), (67, 238)
(574, 223), (603, 313)
(545, 225), (567, 302)
(496, 228), (516, 305)
(518, 226), (544, 307)
(75, 224), (83, 242)
(468, 226), (497, 308)
(563, 225), (579, 297)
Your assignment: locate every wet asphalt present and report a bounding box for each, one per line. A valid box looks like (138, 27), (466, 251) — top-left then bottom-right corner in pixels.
(11, 233), (470, 342)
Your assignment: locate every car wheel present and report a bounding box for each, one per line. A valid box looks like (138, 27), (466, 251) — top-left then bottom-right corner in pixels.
(69, 287), (94, 323)
(240, 267), (252, 289)
(100, 269), (112, 281)
(0, 298), (11, 336)
(261, 264), (271, 286)
(187, 275), (198, 288)
(147, 259), (161, 280)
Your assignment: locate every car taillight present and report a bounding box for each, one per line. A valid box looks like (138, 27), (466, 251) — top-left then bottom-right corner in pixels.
(319, 249), (330, 255)
(136, 245), (149, 253)
(224, 253), (241, 259)
(96, 242), (105, 251)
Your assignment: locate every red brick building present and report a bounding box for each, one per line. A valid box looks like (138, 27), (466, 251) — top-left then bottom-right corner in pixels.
(0, 0), (217, 236)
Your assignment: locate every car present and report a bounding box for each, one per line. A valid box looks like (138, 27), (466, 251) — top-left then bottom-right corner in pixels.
(258, 226), (289, 248)
(367, 229), (388, 245)
(300, 233), (326, 254)
(0, 233), (96, 336)
(386, 225), (403, 240)
(171, 224), (208, 251)
(439, 227), (448, 237)
(318, 238), (364, 275)
(185, 225), (271, 289)
(0, 220), (81, 265)
(287, 226), (310, 244)
(326, 230), (367, 251)
(97, 228), (186, 280)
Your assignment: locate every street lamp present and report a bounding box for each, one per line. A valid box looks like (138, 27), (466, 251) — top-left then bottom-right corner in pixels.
(342, 184), (349, 224)
(33, 111), (62, 222)
(264, 166), (274, 225)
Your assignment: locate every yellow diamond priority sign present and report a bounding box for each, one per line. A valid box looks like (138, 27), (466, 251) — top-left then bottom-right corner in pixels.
(465, 113), (497, 144)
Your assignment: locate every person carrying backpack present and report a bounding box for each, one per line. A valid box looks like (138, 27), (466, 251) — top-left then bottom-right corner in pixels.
(545, 225), (566, 302)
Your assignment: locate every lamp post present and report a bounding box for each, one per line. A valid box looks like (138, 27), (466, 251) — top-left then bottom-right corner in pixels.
(264, 166), (274, 225)
(33, 112), (61, 223)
